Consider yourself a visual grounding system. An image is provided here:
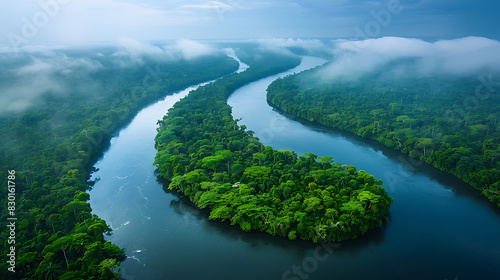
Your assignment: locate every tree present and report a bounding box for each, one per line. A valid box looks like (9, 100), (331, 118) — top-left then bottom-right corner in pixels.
(318, 156), (333, 167)
(87, 219), (112, 237)
(63, 201), (91, 221)
(300, 152), (318, 164)
(484, 149), (499, 166)
(417, 138), (434, 157)
(217, 149), (234, 172)
(36, 260), (63, 280)
(396, 115), (410, 124)
(253, 152), (266, 166)
(209, 205), (233, 221)
(340, 200), (365, 217)
(74, 191), (90, 202)
(201, 155), (224, 172)
(303, 197), (323, 213)
(357, 191), (380, 210)
(151, 51), (394, 244)
(242, 166), (271, 185)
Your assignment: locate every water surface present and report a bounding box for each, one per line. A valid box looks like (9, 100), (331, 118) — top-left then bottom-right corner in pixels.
(90, 56), (500, 280)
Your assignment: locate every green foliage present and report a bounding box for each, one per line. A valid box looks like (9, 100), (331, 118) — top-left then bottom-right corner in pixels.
(0, 51), (239, 279)
(154, 52), (392, 243)
(267, 67), (500, 207)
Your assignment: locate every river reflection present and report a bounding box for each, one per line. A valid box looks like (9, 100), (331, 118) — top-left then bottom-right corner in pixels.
(90, 56), (500, 280)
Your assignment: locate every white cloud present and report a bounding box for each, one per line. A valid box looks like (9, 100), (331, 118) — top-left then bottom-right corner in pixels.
(113, 38), (217, 64)
(1, 78), (62, 115)
(251, 38), (326, 56)
(113, 37), (169, 64)
(319, 36), (500, 80)
(0, 50), (103, 115)
(16, 55), (103, 76)
(0, 38), (220, 115)
(174, 39), (216, 59)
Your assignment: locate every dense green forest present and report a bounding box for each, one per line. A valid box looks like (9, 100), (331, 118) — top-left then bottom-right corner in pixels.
(267, 66), (500, 207)
(0, 48), (238, 279)
(154, 52), (393, 243)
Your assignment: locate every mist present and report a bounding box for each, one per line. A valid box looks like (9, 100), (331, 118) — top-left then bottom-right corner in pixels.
(113, 38), (217, 64)
(317, 36), (500, 81)
(0, 39), (219, 115)
(253, 38), (327, 56)
(0, 49), (103, 115)
(3, 36), (500, 115)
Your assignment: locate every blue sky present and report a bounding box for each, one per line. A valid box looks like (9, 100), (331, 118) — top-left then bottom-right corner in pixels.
(1, 1), (499, 114)
(0, 0), (499, 46)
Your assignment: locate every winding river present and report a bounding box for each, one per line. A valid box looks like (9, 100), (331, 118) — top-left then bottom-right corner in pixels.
(89, 56), (500, 280)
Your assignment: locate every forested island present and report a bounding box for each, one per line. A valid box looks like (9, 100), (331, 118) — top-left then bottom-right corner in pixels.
(0, 48), (239, 279)
(154, 52), (393, 242)
(267, 66), (500, 207)
(2, 0), (499, 276)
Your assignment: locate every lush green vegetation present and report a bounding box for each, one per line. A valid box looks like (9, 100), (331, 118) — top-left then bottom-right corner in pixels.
(154, 52), (393, 243)
(0, 49), (238, 279)
(267, 66), (500, 207)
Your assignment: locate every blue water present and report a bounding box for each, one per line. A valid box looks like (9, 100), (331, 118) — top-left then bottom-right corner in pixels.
(89, 56), (500, 280)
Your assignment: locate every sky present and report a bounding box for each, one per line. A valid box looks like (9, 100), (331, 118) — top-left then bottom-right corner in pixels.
(1, 1), (499, 115)
(0, 0), (499, 48)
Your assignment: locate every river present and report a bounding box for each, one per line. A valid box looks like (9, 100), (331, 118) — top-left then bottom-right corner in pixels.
(89, 56), (500, 280)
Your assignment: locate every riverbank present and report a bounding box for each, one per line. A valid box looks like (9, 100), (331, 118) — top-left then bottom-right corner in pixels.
(89, 53), (500, 279)
(267, 69), (500, 208)
(154, 54), (392, 243)
(0, 52), (238, 279)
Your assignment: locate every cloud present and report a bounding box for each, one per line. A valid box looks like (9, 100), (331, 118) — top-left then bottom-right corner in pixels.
(0, 50), (103, 115)
(318, 36), (500, 80)
(113, 37), (169, 64)
(0, 77), (63, 115)
(16, 55), (103, 76)
(250, 38), (327, 56)
(0, 44), (69, 55)
(113, 38), (217, 64)
(174, 39), (216, 59)
(0, 39), (219, 115)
